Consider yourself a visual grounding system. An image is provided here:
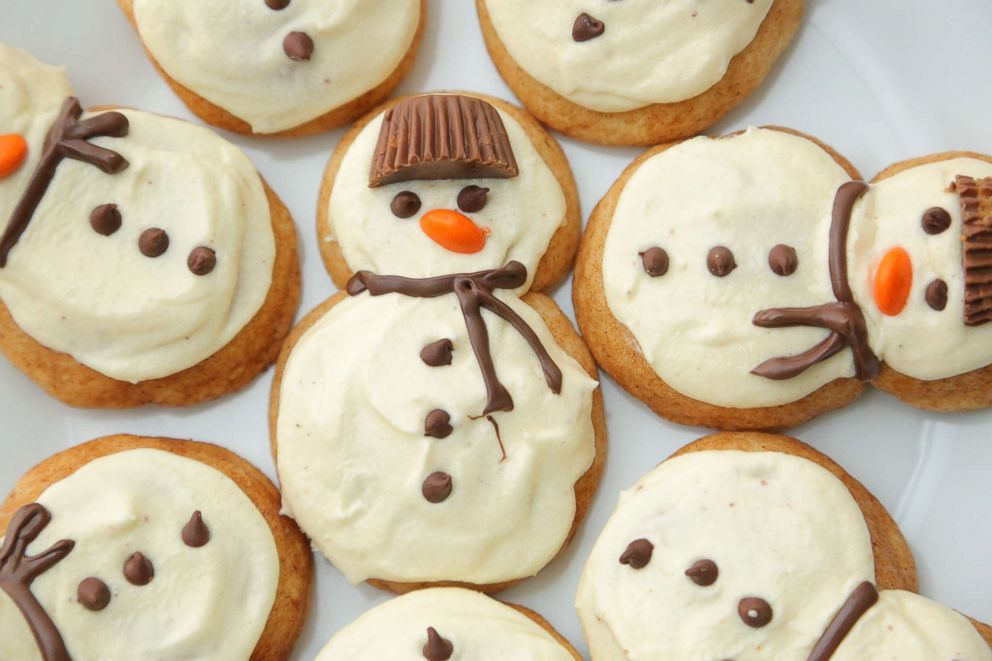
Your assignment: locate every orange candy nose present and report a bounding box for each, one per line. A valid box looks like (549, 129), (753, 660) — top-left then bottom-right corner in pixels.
(419, 208), (488, 254)
(0, 134), (28, 179)
(874, 247), (913, 316)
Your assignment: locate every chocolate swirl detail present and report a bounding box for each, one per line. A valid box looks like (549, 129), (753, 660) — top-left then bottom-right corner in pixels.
(0, 96), (130, 267)
(751, 181), (881, 381)
(346, 261), (563, 415)
(0, 503), (75, 661)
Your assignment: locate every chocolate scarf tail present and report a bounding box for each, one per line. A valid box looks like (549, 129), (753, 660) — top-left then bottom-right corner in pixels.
(0, 503), (75, 661)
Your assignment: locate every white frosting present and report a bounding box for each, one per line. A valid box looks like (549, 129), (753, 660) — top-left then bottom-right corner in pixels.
(316, 587), (574, 660)
(484, 0), (773, 112)
(0, 46), (275, 384)
(848, 158), (992, 380)
(277, 292), (597, 585)
(602, 128), (854, 409)
(833, 590), (992, 661)
(326, 101), (567, 291)
(0, 448), (280, 660)
(576, 450), (877, 660)
(132, 0), (421, 133)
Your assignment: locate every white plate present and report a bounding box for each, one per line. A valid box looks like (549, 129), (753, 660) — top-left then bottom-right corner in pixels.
(1, 0), (990, 658)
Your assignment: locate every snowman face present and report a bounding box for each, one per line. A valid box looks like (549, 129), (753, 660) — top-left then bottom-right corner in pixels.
(0, 449), (279, 660)
(484, 0), (773, 112)
(848, 157), (992, 381)
(576, 451), (877, 660)
(131, 0), (422, 133)
(327, 96), (567, 289)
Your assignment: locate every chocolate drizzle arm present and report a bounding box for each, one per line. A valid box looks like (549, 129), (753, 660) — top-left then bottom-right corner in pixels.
(751, 181), (881, 381)
(0, 504), (74, 661)
(807, 582), (879, 661)
(0, 96), (130, 267)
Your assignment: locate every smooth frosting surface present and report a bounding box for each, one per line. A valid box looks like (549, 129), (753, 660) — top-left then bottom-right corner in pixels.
(576, 450), (876, 660)
(277, 292), (597, 585)
(326, 102), (567, 291)
(484, 0), (772, 112)
(316, 587), (574, 660)
(832, 590), (992, 661)
(848, 158), (992, 380)
(132, 0), (421, 133)
(602, 128), (854, 408)
(0, 47), (275, 383)
(0, 448), (280, 661)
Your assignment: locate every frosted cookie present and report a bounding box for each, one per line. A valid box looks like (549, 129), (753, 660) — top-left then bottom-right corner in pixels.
(316, 587), (581, 659)
(477, 0), (803, 146)
(576, 432), (992, 660)
(0, 434), (313, 660)
(118, 0), (425, 137)
(317, 93), (581, 293)
(0, 44), (300, 408)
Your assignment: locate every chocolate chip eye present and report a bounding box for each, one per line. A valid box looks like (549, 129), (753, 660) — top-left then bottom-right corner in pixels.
(926, 279), (948, 311)
(391, 191), (422, 218)
(685, 559), (719, 586)
(573, 13), (605, 41)
(457, 186), (489, 213)
(123, 552), (154, 586)
(707, 246), (737, 277)
(619, 538), (653, 569)
(77, 577), (111, 611)
(640, 247), (669, 277)
(768, 244), (798, 276)
(283, 31), (314, 61)
(738, 597), (773, 628)
(921, 207), (951, 235)
(187, 247), (216, 276)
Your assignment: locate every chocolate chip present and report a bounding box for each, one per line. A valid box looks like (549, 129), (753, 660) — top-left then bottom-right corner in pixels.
(422, 472), (452, 503)
(123, 552), (154, 586)
(685, 559), (719, 586)
(572, 13), (605, 41)
(77, 577), (111, 611)
(284, 31), (314, 61)
(926, 279), (948, 311)
(265, 0), (290, 8)
(391, 191), (422, 218)
(421, 339), (453, 367)
(181, 511), (210, 547)
(90, 204), (121, 236)
(707, 246), (737, 277)
(922, 207), (951, 234)
(425, 409), (453, 439)
(138, 228), (169, 257)
(457, 186), (489, 213)
(738, 597), (773, 628)
(640, 247), (669, 277)
(187, 247), (216, 275)
(619, 538), (654, 569)
(768, 244), (798, 276)
(422, 627), (454, 661)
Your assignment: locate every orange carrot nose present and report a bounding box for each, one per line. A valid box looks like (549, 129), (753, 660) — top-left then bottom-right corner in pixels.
(0, 134), (28, 179)
(419, 208), (488, 254)
(874, 247), (913, 316)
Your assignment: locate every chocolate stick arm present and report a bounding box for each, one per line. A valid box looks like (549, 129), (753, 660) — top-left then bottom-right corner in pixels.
(70, 111), (129, 140)
(753, 304), (847, 331)
(59, 139), (128, 173)
(478, 289), (562, 395)
(751, 333), (846, 380)
(455, 279), (514, 414)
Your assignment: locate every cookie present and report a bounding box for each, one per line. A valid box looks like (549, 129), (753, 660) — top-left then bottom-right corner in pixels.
(476, 0), (803, 146)
(0, 434), (313, 660)
(117, 0), (426, 137)
(316, 92), (581, 293)
(315, 587), (581, 659)
(576, 431), (992, 659)
(0, 44), (300, 408)
(270, 286), (605, 593)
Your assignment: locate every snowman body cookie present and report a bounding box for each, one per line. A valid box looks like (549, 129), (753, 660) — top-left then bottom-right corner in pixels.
(274, 93), (603, 591)
(0, 44), (299, 408)
(0, 435), (312, 660)
(119, 0), (425, 136)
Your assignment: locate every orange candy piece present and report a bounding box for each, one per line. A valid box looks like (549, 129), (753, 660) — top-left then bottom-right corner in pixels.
(874, 247), (913, 316)
(0, 134), (28, 179)
(419, 209), (488, 254)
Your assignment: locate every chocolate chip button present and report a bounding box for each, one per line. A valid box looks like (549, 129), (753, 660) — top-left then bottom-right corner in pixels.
(640, 247), (669, 277)
(619, 538), (654, 569)
(768, 244), (798, 276)
(265, 0), (290, 8)
(391, 191), (422, 218)
(77, 577), (111, 611)
(457, 186), (489, 213)
(139, 228), (169, 257)
(926, 279), (948, 311)
(685, 559), (719, 586)
(421, 339), (454, 367)
(123, 552), (154, 586)
(573, 13), (605, 41)
(424, 409), (453, 439)
(738, 597), (773, 628)
(181, 511), (210, 548)
(284, 31), (314, 61)
(422, 472), (452, 503)
(422, 627), (454, 660)
(707, 246), (737, 277)
(90, 204), (121, 236)
(187, 247), (216, 276)
(922, 207), (951, 235)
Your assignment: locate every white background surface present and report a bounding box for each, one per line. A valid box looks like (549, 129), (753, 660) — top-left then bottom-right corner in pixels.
(1, 0), (990, 658)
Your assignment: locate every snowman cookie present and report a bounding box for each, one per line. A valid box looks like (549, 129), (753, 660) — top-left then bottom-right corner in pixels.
(0, 44), (300, 408)
(0, 434), (313, 660)
(476, 0), (803, 146)
(273, 93), (604, 592)
(317, 92), (582, 293)
(576, 432), (992, 660)
(574, 127), (992, 429)
(316, 587), (581, 660)
(117, 0), (425, 137)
